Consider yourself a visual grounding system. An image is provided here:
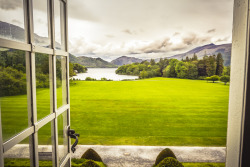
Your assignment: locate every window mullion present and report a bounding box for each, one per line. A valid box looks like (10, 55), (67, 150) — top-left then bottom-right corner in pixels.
(24, 0), (39, 166)
(50, 0), (60, 166)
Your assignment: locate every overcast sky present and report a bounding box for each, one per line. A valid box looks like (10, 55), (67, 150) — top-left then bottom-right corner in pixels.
(0, 0), (234, 61)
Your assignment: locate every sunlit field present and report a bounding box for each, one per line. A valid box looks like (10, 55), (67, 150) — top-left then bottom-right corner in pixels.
(1, 78), (229, 146)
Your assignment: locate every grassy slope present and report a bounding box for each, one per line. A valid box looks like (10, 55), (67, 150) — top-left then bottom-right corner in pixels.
(70, 78), (229, 146)
(1, 78), (229, 146)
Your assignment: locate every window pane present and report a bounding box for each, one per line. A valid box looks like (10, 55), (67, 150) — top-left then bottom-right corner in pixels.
(4, 137), (30, 166)
(33, 0), (50, 47)
(54, 0), (62, 50)
(0, 0), (25, 42)
(36, 53), (51, 120)
(0, 48), (28, 142)
(58, 111), (69, 163)
(56, 56), (67, 108)
(38, 122), (53, 165)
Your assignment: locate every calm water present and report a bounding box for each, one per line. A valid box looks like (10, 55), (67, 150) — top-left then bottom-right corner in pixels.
(72, 68), (138, 81)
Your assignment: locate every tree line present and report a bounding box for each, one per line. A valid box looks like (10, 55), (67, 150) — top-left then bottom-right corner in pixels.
(0, 50), (87, 96)
(116, 53), (230, 83)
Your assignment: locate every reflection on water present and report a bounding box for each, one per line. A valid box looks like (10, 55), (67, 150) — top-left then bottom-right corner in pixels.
(72, 68), (138, 81)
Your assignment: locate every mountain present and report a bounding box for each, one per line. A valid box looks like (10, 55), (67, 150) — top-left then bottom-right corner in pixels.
(69, 54), (117, 68)
(0, 21), (60, 49)
(168, 43), (231, 66)
(111, 56), (143, 66)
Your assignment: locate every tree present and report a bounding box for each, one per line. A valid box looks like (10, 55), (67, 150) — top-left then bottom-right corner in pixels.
(223, 66), (230, 76)
(175, 61), (188, 78)
(216, 53), (224, 76)
(69, 63), (76, 77)
(150, 59), (156, 65)
(192, 54), (198, 61)
(206, 55), (216, 76)
(210, 75), (220, 83)
(139, 70), (148, 79)
(163, 59), (178, 77)
(220, 75), (230, 85)
(73, 63), (87, 73)
(158, 58), (169, 76)
(187, 62), (198, 79)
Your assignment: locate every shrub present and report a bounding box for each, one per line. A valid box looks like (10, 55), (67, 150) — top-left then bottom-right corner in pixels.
(80, 160), (101, 167)
(101, 78), (107, 81)
(210, 75), (220, 83)
(81, 149), (103, 162)
(0, 67), (26, 96)
(85, 77), (96, 81)
(220, 75), (230, 85)
(154, 148), (177, 166)
(155, 157), (184, 167)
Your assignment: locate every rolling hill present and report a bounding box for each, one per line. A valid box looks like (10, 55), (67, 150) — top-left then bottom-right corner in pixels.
(111, 56), (143, 66)
(69, 54), (117, 68)
(168, 43), (231, 66)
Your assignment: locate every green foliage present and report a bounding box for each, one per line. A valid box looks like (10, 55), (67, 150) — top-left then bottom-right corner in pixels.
(36, 73), (49, 88)
(163, 59), (178, 78)
(154, 148), (177, 166)
(85, 77), (96, 81)
(220, 75), (230, 85)
(205, 77), (212, 82)
(216, 53), (224, 76)
(101, 77), (107, 81)
(0, 67), (26, 97)
(155, 157), (184, 167)
(73, 63), (87, 73)
(69, 63), (76, 77)
(210, 75), (220, 83)
(116, 61), (161, 79)
(223, 66), (230, 76)
(81, 149), (103, 162)
(206, 55), (216, 76)
(139, 70), (148, 79)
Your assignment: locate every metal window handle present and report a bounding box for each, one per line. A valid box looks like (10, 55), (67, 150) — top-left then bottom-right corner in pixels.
(68, 128), (80, 153)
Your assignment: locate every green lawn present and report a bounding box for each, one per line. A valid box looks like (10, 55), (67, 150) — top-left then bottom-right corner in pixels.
(70, 78), (229, 146)
(1, 78), (229, 146)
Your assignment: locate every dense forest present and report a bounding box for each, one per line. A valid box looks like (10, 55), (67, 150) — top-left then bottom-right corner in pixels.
(116, 53), (230, 83)
(0, 50), (86, 96)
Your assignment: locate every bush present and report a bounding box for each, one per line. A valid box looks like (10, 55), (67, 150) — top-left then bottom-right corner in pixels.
(155, 157), (184, 167)
(205, 77), (211, 82)
(154, 148), (177, 166)
(0, 67), (26, 97)
(210, 75), (220, 83)
(101, 78), (107, 81)
(80, 160), (101, 167)
(81, 149), (103, 162)
(85, 77), (96, 81)
(220, 75), (230, 85)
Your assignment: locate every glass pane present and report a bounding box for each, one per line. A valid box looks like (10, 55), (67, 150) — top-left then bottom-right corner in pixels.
(33, 0), (50, 47)
(0, 48), (28, 142)
(4, 137), (30, 166)
(54, 0), (62, 50)
(58, 111), (69, 163)
(0, 0), (25, 42)
(36, 53), (51, 121)
(56, 56), (67, 108)
(38, 122), (53, 166)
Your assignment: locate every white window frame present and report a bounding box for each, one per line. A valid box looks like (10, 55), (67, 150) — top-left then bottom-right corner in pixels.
(0, 0), (71, 166)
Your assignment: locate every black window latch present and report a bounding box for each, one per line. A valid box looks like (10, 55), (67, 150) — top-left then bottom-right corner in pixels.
(68, 127), (80, 153)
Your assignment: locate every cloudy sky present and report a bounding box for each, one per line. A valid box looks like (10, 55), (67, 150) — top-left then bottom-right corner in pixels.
(0, 0), (234, 61)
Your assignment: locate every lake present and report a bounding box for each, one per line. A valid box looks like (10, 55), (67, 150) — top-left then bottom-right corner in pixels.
(72, 68), (139, 81)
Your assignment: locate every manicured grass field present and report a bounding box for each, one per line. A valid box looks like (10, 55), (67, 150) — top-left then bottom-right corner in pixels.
(1, 78), (229, 146)
(70, 78), (229, 146)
